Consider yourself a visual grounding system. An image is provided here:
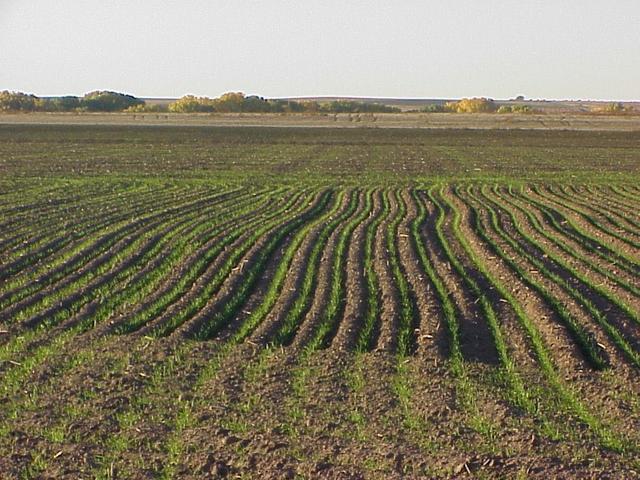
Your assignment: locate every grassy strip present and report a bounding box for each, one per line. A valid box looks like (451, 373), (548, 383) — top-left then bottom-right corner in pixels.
(0, 188), (276, 369)
(0, 178), (162, 225)
(0, 181), (158, 255)
(0, 188), (247, 321)
(611, 185), (640, 206)
(5, 189), (243, 331)
(581, 185), (640, 231)
(0, 183), (206, 281)
(0, 185), (231, 298)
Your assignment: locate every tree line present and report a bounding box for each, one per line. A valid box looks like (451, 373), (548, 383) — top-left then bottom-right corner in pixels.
(1, 90), (633, 115)
(0, 90), (400, 114)
(421, 97), (534, 113)
(166, 93), (401, 113)
(0, 91), (143, 112)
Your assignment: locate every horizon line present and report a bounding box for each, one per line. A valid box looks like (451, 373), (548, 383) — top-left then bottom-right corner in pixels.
(4, 89), (640, 103)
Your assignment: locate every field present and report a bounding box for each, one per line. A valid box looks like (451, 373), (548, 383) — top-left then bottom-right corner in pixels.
(1, 123), (639, 479)
(3, 111), (640, 132)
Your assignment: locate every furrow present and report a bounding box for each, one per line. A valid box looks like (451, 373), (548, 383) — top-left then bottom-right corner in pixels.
(248, 190), (352, 345)
(493, 185), (640, 300)
(423, 187), (499, 365)
(480, 187), (640, 368)
(518, 186), (640, 278)
(371, 189), (402, 353)
(119, 189), (309, 336)
(354, 190), (390, 353)
(269, 189), (360, 348)
(530, 184), (640, 258)
(400, 188), (448, 357)
(332, 189), (382, 351)
(0, 188), (250, 320)
(286, 190), (361, 351)
(169, 189), (329, 340)
(306, 188), (373, 351)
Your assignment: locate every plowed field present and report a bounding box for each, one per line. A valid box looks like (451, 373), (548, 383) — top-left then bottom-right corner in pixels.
(1, 125), (639, 478)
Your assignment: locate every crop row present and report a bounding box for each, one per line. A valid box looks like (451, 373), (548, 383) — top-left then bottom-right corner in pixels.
(2, 184), (638, 365)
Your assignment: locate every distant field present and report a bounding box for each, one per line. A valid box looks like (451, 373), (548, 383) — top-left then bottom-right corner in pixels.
(1, 124), (640, 183)
(2, 111), (640, 132)
(1, 124), (639, 478)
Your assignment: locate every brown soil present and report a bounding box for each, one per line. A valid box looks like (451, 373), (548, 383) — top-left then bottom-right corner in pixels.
(2, 184), (640, 479)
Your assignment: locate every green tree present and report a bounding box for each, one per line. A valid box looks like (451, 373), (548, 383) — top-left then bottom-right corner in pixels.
(320, 100), (399, 113)
(81, 91), (143, 112)
(242, 95), (272, 112)
(421, 104), (446, 113)
(49, 96), (81, 111)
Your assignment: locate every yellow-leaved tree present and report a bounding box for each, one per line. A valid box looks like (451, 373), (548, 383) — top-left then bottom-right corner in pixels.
(445, 98), (497, 113)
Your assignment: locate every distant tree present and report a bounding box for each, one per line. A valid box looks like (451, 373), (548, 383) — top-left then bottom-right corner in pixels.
(242, 95), (272, 112)
(588, 102), (630, 115)
(45, 96), (81, 111)
(322, 100), (357, 113)
(603, 102), (626, 113)
(166, 93), (398, 114)
(168, 95), (215, 113)
(299, 100), (320, 113)
(81, 91), (143, 112)
(512, 104), (533, 114)
(421, 104), (446, 113)
(214, 92), (246, 112)
(267, 99), (287, 113)
(266, 99), (314, 113)
(0, 91), (38, 112)
(125, 103), (167, 113)
(320, 100), (399, 113)
(445, 98), (497, 113)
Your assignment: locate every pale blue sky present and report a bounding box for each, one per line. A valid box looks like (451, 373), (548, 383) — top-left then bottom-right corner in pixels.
(1, 1), (638, 100)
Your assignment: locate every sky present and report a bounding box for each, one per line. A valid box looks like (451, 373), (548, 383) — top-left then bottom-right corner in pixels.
(1, 1), (638, 100)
